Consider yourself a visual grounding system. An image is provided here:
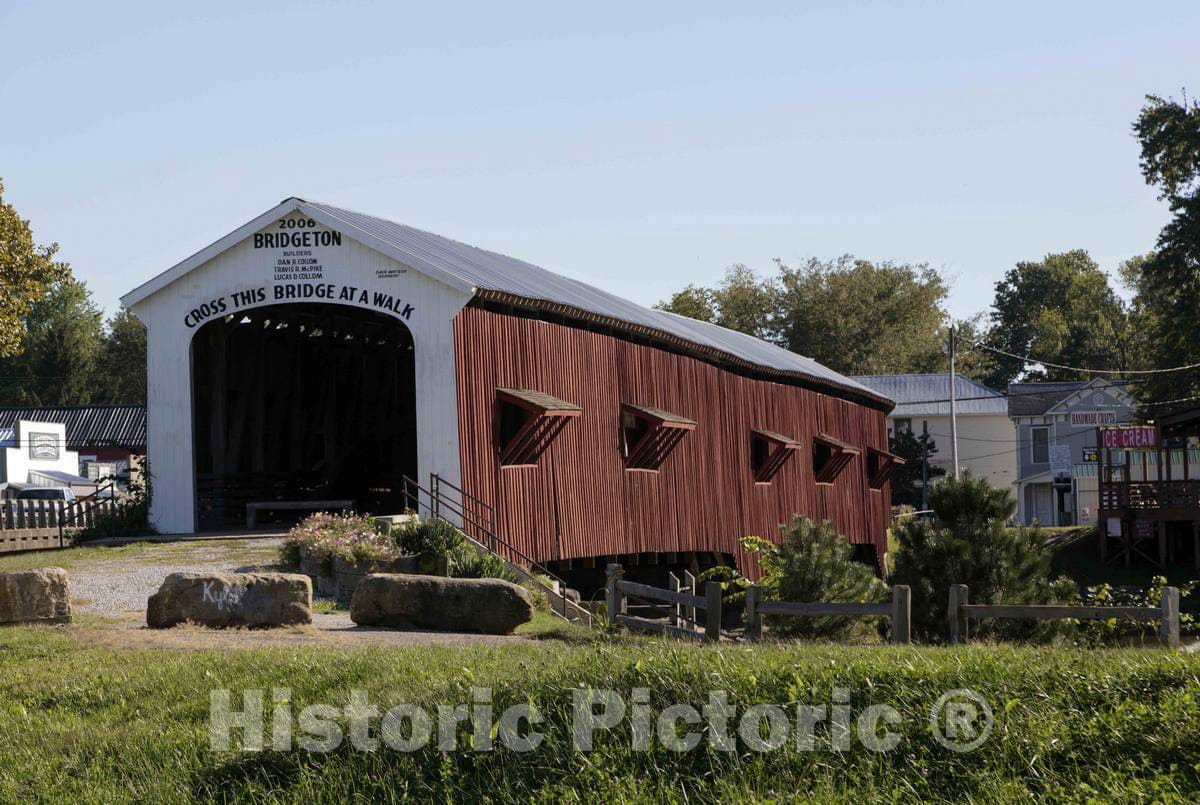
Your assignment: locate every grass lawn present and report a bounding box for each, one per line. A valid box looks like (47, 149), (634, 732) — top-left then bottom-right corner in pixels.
(1, 621), (1198, 803)
(0, 539), (282, 574)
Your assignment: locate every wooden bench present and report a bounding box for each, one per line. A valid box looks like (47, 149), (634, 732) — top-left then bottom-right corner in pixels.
(246, 500), (354, 529)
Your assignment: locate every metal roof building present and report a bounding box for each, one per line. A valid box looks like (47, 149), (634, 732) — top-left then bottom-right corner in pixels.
(1006, 380), (1131, 418)
(0, 406), (146, 449)
(853, 374), (1007, 417)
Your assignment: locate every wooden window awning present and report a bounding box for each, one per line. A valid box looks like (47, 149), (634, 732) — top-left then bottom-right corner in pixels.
(866, 446), (905, 489)
(497, 388), (583, 416)
(812, 432), (860, 484)
(496, 388), (581, 466)
(751, 428), (800, 483)
(622, 402), (696, 470)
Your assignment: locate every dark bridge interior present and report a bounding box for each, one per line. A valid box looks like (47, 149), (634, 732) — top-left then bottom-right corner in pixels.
(191, 303), (417, 530)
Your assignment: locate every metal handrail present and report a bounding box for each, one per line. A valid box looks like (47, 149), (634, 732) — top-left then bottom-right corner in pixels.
(430, 473), (494, 515)
(430, 473), (497, 533)
(57, 482), (117, 547)
(401, 475), (590, 623)
(403, 476), (545, 575)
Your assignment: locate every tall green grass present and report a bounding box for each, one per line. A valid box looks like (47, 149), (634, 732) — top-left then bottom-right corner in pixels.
(0, 626), (1197, 802)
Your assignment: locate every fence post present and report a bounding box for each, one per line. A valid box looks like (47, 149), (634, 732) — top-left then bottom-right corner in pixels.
(948, 584), (968, 644)
(704, 582), (722, 642)
(891, 585), (911, 645)
(606, 563), (624, 629)
(668, 572), (681, 626)
(683, 570), (697, 623)
(1160, 586), (1180, 648)
(744, 584), (761, 641)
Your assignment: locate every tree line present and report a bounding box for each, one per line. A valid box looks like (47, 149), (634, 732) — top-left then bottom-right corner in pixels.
(656, 94), (1200, 404)
(0, 179), (146, 406)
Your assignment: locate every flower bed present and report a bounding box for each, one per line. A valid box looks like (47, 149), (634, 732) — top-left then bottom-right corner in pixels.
(283, 512), (402, 598)
(283, 513), (504, 603)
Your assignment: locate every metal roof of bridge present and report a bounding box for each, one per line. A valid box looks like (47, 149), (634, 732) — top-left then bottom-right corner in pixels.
(121, 197), (892, 410)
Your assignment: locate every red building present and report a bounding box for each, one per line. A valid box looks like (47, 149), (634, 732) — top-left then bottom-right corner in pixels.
(454, 305), (899, 581)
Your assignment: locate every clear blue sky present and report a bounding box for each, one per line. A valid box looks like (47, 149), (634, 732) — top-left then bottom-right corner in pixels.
(3, 1), (1197, 321)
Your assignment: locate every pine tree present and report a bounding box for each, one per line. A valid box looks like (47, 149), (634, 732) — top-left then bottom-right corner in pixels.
(891, 472), (1073, 641)
(743, 517), (889, 639)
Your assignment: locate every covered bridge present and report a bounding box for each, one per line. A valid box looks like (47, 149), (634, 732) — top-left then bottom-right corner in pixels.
(121, 198), (898, 579)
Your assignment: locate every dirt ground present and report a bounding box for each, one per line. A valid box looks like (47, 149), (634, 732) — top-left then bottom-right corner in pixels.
(64, 613), (531, 650)
(5, 538), (541, 649)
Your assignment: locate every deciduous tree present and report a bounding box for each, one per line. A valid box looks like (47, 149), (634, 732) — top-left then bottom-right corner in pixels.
(0, 279), (104, 405)
(0, 179), (70, 357)
(657, 256), (949, 376)
(96, 307), (147, 404)
(981, 250), (1134, 389)
(656, 264), (778, 340)
(1130, 93), (1200, 401)
(774, 257), (949, 375)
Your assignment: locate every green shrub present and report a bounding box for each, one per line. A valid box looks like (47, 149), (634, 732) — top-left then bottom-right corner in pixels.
(1073, 575), (1199, 644)
(740, 517), (890, 639)
(447, 546), (554, 611)
(395, 517), (464, 558)
(891, 471), (1075, 641)
(72, 467), (156, 543)
(280, 540), (301, 569)
(524, 572), (559, 612)
(448, 548), (519, 583)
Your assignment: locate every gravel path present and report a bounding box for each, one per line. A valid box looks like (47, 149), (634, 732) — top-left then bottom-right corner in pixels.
(70, 539), (286, 615)
(63, 538), (532, 647)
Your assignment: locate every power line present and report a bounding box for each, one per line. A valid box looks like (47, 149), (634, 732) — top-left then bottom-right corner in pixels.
(973, 341), (1200, 376)
(897, 387), (1200, 408)
(898, 385), (1114, 406)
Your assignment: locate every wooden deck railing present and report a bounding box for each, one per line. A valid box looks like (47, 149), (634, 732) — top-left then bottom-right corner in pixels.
(1099, 479), (1200, 512)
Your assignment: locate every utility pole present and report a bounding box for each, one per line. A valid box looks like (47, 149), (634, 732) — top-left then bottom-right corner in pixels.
(948, 324), (960, 480)
(921, 420), (929, 510)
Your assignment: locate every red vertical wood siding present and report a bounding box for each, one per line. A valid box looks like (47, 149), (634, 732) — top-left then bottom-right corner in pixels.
(453, 307), (891, 575)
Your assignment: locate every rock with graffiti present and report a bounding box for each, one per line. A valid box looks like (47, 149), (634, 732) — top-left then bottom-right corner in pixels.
(146, 572), (312, 629)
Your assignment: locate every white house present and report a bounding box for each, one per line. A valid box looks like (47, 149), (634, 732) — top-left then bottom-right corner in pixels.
(0, 420), (88, 496)
(853, 374), (1016, 493)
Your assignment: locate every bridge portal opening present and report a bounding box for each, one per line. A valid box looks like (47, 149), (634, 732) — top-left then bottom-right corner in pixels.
(191, 303), (417, 530)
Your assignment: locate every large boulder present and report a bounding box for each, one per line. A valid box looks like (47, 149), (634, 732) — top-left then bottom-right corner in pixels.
(147, 572), (312, 629)
(350, 574), (534, 634)
(0, 568), (71, 625)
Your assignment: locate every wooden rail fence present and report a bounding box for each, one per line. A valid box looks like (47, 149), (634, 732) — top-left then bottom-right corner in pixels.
(605, 564), (912, 644)
(668, 570), (698, 627)
(607, 564), (721, 641)
(744, 584), (911, 644)
(948, 583), (1181, 648)
(0, 498), (117, 554)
